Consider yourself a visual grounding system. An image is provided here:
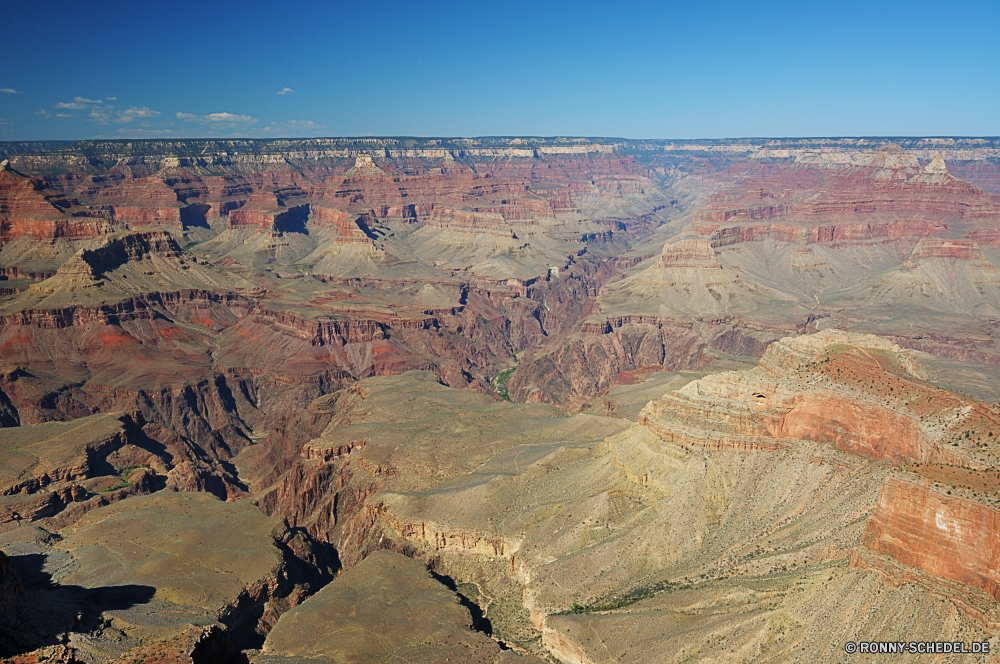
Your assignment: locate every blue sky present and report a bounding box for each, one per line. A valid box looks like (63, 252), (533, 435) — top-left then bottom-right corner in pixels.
(1, 0), (998, 140)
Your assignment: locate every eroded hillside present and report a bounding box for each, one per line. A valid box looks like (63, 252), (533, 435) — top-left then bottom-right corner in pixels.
(0, 138), (999, 662)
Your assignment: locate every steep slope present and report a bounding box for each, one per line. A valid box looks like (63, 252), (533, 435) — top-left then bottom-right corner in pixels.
(827, 238), (1000, 317)
(0, 491), (335, 659)
(639, 329), (991, 466)
(1, 138), (1000, 661)
(257, 550), (540, 663)
(599, 236), (806, 319)
(243, 329), (1000, 660)
(0, 161), (112, 243)
(2, 231), (260, 311)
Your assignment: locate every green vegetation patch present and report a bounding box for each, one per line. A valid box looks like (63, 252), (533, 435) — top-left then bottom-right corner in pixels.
(491, 366), (517, 401)
(558, 579), (688, 614)
(98, 465), (149, 493)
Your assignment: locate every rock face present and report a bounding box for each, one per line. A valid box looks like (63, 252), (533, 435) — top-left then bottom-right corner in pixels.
(426, 207), (516, 237)
(655, 237), (721, 268)
(310, 205), (376, 244)
(258, 364), (993, 663)
(0, 491), (336, 659)
(3, 230), (260, 310)
(907, 237), (991, 261)
(258, 550), (540, 663)
(0, 412), (154, 528)
(90, 177), (184, 228)
(227, 192), (310, 234)
(0, 165), (110, 242)
(863, 476), (1000, 607)
(640, 330), (987, 466)
(696, 187), (794, 224)
(692, 148), (1000, 248)
(2, 138), (1000, 660)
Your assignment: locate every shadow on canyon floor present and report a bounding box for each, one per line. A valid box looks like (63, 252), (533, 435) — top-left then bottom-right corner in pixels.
(0, 552), (156, 658)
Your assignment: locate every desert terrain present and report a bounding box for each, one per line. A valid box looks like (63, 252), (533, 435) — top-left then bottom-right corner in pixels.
(0, 136), (999, 662)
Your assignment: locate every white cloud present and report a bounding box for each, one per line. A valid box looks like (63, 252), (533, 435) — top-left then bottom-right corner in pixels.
(116, 127), (178, 137)
(276, 87), (295, 95)
(0, 118), (8, 125)
(34, 109), (51, 117)
(55, 96), (105, 110)
(260, 120), (327, 137)
(88, 106), (113, 123)
(176, 111), (258, 125)
(116, 106), (160, 123)
(0, 88), (20, 95)
(49, 98), (159, 125)
(206, 112), (256, 123)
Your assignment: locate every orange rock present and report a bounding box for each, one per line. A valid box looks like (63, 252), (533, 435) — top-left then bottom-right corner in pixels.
(0, 164), (109, 241)
(863, 476), (1000, 602)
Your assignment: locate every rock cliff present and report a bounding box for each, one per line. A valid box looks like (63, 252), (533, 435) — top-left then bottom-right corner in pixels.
(862, 476), (1000, 611)
(640, 330), (987, 466)
(1, 138), (999, 660)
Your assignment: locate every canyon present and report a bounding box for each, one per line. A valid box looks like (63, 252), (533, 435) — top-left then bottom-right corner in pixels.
(0, 137), (999, 662)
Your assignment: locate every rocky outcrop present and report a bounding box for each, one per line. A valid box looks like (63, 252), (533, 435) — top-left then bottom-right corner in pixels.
(310, 205), (377, 244)
(0, 411), (137, 497)
(228, 192), (309, 234)
(697, 219), (949, 247)
(904, 237), (993, 263)
(695, 188), (793, 224)
(861, 476), (1000, 618)
(425, 207), (516, 237)
(655, 237), (721, 269)
(66, 230), (184, 274)
(87, 177), (183, 228)
(0, 164), (111, 242)
(106, 625), (245, 664)
(508, 318), (707, 406)
(639, 330), (979, 466)
(0, 412), (172, 528)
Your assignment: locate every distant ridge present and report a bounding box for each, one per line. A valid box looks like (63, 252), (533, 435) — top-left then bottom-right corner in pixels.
(4, 136), (1000, 161)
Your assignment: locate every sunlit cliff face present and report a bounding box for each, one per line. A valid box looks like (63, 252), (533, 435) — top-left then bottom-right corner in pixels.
(1, 139), (1000, 661)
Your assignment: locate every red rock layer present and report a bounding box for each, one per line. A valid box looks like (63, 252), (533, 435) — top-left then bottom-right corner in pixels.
(692, 159), (1000, 247)
(639, 387), (935, 462)
(639, 335), (986, 466)
(697, 220), (947, 247)
(425, 207), (514, 236)
(110, 205), (181, 226)
(863, 476), (1000, 601)
(696, 188), (793, 224)
(227, 191), (310, 233)
(228, 191), (282, 230)
(907, 238), (990, 262)
(372, 203), (432, 222)
(87, 177), (182, 227)
(0, 166), (109, 241)
(473, 198), (555, 220)
(311, 206), (375, 244)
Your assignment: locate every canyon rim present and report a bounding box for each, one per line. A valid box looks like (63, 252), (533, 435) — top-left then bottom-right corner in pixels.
(0, 136), (997, 662)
